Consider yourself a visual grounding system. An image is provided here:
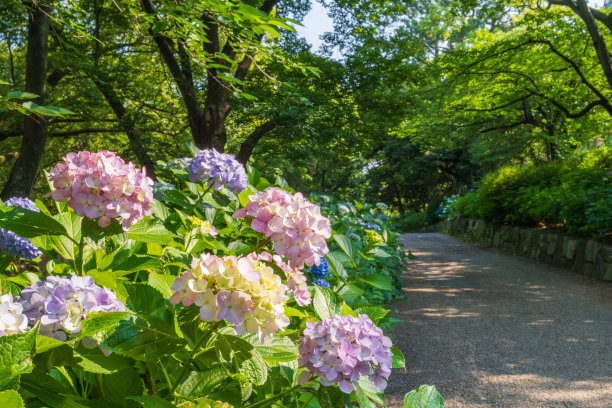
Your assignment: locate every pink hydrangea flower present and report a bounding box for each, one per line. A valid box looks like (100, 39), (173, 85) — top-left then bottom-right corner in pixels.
(299, 314), (393, 394)
(233, 188), (331, 269)
(170, 253), (290, 341)
(48, 150), (154, 230)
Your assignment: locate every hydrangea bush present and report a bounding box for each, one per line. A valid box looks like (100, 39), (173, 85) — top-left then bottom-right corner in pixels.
(0, 148), (444, 408)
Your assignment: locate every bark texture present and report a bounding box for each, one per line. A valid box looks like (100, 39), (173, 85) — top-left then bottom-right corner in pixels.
(1, 1), (51, 200)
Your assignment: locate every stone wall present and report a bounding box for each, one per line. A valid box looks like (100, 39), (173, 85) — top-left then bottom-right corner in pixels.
(444, 217), (612, 281)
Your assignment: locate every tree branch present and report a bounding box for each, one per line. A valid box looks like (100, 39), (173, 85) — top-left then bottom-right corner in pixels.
(237, 121), (276, 164)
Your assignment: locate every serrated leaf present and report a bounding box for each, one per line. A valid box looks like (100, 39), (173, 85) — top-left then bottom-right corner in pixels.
(353, 307), (389, 323)
(79, 312), (132, 340)
(391, 347), (406, 369)
(216, 334), (267, 386)
(176, 366), (229, 398)
(333, 234), (357, 262)
(318, 385), (345, 408)
(325, 252), (348, 280)
(0, 204), (67, 238)
(360, 274), (392, 291)
(313, 286), (343, 321)
(243, 334), (299, 364)
(127, 396), (175, 408)
(102, 317), (186, 360)
(0, 390), (24, 407)
(0, 326), (38, 391)
(126, 218), (176, 245)
(403, 385), (445, 408)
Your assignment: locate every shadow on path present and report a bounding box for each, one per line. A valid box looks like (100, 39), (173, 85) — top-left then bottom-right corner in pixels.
(386, 233), (612, 408)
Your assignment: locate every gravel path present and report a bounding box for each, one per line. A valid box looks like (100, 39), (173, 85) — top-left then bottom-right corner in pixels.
(386, 233), (612, 408)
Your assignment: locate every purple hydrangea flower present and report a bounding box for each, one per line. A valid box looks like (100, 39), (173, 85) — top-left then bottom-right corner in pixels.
(188, 149), (247, 194)
(310, 258), (330, 279)
(18, 275), (125, 341)
(299, 314), (393, 394)
(0, 197), (42, 260)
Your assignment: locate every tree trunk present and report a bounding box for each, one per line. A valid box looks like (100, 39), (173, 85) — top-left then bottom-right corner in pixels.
(1, 1), (51, 200)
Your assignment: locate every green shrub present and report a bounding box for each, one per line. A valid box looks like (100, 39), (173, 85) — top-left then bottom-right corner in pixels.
(452, 147), (611, 239)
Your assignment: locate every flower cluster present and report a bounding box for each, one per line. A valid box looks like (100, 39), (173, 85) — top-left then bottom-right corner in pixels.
(254, 252), (311, 306)
(337, 204), (350, 215)
(364, 229), (384, 248)
(49, 150), (154, 230)
(0, 197), (42, 260)
(310, 257), (330, 279)
(233, 188), (332, 269)
(188, 216), (218, 237)
(18, 275), (125, 341)
(360, 221), (382, 232)
(299, 314), (393, 394)
(0, 293), (29, 337)
(188, 149), (247, 194)
(310, 257), (331, 288)
(170, 253), (290, 341)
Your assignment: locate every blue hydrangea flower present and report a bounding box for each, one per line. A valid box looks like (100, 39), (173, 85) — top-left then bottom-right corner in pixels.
(188, 149), (247, 194)
(0, 197), (42, 260)
(361, 221), (382, 232)
(313, 279), (330, 288)
(310, 257), (330, 279)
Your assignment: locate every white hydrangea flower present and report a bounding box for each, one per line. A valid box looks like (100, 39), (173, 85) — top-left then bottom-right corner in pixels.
(0, 293), (29, 337)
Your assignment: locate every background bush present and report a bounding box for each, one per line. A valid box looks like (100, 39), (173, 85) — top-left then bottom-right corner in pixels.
(450, 147), (611, 239)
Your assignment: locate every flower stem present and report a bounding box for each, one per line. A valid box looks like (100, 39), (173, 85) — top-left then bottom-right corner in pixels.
(94, 373), (105, 399)
(190, 185), (212, 213)
(76, 236), (84, 276)
(170, 320), (221, 394)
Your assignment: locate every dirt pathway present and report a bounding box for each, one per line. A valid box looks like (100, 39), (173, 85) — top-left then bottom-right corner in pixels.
(386, 233), (612, 408)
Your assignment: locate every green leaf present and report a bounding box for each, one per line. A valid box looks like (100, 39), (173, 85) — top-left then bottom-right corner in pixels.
(74, 344), (133, 374)
(79, 312), (132, 340)
(148, 273), (174, 299)
(101, 368), (144, 406)
(391, 347), (406, 369)
(216, 334), (267, 386)
(243, 334), (299, 364)
(175, 366), (229, 398)
(228, 240), (252, 255)
(403, 385), (445, 408)
(0, 326), (38, 391)
(7, 91), (38, 99)
(0, 204), (67, 238)
(312, 286), (343, 321)
(333, 234), (357, 263)
(21, 369), (89, 407)
(126, 218), (176, 245)
(359, 274), (392, 291)
(0, 390), (24, 408)
(125, 283), (165, 315)
(325, 252), (349, 280)
(102, 317), (186, 360)
(354, 382), (375, 408)
(127, 396), (175, 408)
(318, 385), (345, 408)
(353, 307), (389, 324)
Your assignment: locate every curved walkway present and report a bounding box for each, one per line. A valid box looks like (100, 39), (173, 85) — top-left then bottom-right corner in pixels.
(386, 233), (612, 408)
